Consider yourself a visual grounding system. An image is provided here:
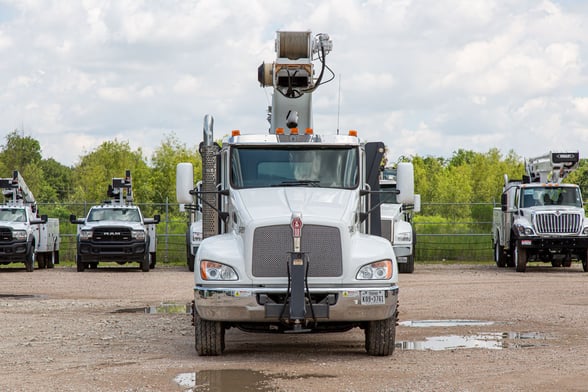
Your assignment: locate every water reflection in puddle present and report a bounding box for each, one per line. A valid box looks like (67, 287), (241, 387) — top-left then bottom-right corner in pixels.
(113, 303), (191, 314)
(174, 369), (273, 392)
(399, 319), (495, 327)
(396, 332), (548, 351)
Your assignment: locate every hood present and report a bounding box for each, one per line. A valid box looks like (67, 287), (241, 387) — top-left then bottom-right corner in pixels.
(82, 220), (146, 231)
(232, 187), (358, 227)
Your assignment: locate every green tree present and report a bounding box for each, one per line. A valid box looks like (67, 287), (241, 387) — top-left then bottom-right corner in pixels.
(71, 140), (151, 204)
(150, 133), (202, 204)
(0, 130), (45, 200)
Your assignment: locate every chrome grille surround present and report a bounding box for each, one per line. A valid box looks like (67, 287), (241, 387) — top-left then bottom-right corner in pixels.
(534, 211), (582, 234)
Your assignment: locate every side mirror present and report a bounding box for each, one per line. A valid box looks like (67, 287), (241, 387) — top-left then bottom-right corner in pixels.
(40, 214), (48, 224)
(153, 214), (161, 224)
(501, 193), (508, 212)
(396, 162), (415, 204)
(176, 163), (194, 205)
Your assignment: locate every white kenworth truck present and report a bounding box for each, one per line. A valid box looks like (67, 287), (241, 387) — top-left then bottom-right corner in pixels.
(493, 152), (588, 272)
(0, 171), (60, 271)
(379, 167), (420, 273)
(176, 31), (415, 356)
(70, 171), (160, 272)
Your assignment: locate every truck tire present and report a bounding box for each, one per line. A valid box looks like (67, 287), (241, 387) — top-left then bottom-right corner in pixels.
(494, 239), (506, 268)
(187, 251), (195, 272)
(194, 311), (225, 356)
(37, 253), (46, 269)
(141, 252), (150, 272)
(149, 252), (156, 269)
(365, 311), (397, 356)
(48, 250), (57, 268)
(514, 242), (527, 273)
(25, 247), (35, 272)
(398, 255), (414, 274)
(580, 250), (588, 272)
(76, 255), (86, 272)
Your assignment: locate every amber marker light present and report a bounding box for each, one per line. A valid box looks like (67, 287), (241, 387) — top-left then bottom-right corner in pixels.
(290, 128), (299, 135)
(305, 128), (313, 135)
(276, 128), (285, 135)
(348, 130), (358, 137)
(231, 130), (241, 137)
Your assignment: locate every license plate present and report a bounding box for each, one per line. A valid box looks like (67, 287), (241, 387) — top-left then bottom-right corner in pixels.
(360, 290), (385, 305)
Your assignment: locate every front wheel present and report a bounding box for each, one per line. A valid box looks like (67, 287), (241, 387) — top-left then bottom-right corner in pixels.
(76, 255), (86, 272)
(194, 311), (225, 356)
(514, 242), (527, 273)
(141, 252), (150, 272)
(579, 250), (588, 272)
(365, 311), (397, 356)
(398, 255), (414, 274)
(25, 245), (35, 272)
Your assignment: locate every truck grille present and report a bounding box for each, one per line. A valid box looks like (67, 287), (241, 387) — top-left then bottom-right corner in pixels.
(534, 212), (583, 234)
(252, 224), (342, 277)
(0, 227), (12, 241)
(92, 227), (132, 242)
(381, 219), (392, 241)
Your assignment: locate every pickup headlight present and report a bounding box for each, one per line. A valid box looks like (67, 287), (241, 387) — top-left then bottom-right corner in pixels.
(200, 260), (238, 281)
(13, 230), (27, 241)
(356, 260), (393, 280)
(582, 227), (588, 235)
(80, 230), (93, 240)
(132, 230), (146, 240)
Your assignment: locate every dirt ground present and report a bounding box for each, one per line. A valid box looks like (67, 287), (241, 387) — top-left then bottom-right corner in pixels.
(1, 262), (588, 392)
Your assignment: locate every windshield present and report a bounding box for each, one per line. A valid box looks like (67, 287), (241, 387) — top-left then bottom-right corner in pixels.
(87, 208), (141, 222)
(0, 208), (26, 222)
(520, 187), (583, 208)
(230, 146), (359, 189)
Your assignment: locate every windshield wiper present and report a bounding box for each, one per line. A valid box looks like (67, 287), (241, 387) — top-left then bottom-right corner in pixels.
(272, 180), (321, 187)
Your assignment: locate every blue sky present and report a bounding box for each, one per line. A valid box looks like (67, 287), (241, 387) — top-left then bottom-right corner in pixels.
(1, 0), (587, 166)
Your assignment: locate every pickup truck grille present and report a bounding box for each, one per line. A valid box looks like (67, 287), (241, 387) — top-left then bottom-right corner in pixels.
(0, 227), (13, 241)
(534, 212), (583, 234)
(252, 224), (342, 277)
(92, 227), (132, 242)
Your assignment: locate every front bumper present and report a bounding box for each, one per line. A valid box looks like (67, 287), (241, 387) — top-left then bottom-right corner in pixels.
(194, 285), (399, 322)
(77, 239), (147, 262)
(0, 240), (28, 262)
(517, 236), (588, 251)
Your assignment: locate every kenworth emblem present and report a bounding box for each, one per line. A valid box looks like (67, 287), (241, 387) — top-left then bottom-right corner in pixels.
(291, 214), (303, 252)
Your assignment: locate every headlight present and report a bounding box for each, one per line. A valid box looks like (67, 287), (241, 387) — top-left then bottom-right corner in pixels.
(583, 227), (588, 235)
(132, 230), (146, 240)
(13, 230), (27, 240)
(356, 260), (393, 280)
(394, 231), (412, 242)
(80, 230), (92, 240)
(516, 225), (535, 236)
(200, 260), (238, 281)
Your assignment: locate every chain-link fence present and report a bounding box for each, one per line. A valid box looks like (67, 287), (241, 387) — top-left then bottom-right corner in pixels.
(38, 201), (497, 264)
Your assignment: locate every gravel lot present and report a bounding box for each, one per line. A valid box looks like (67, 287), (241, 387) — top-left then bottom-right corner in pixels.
(1, 262), (587, 391)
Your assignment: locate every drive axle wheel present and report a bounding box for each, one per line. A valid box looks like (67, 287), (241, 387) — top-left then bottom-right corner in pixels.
(494, 240), (506, 268)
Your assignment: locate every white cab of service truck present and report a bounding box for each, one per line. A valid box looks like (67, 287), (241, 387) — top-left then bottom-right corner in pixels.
(379, 167), (420, 273)
(176, 31), (415, 357)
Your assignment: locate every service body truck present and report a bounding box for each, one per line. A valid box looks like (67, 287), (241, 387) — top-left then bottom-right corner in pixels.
(177, 31), (414, 356)
(0, 171), (60, 271)
(379, 167), (420, 273)
(70, 171), (160, 272)
(492, 152), (588, 272)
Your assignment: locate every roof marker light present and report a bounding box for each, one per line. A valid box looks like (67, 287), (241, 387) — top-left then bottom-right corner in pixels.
(290, 128), (299, 135)
(349, 130), (358, 137)
(305, 128), (313, 135)
(231, 130), (241, 137)
(276, 128), (285, 135)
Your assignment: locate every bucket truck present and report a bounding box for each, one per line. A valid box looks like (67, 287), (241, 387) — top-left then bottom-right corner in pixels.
(492, 152), (588, 272)
(0, 171), (59, 272)
(70, 170), (160, 272)
(177, 31), (414, 356)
